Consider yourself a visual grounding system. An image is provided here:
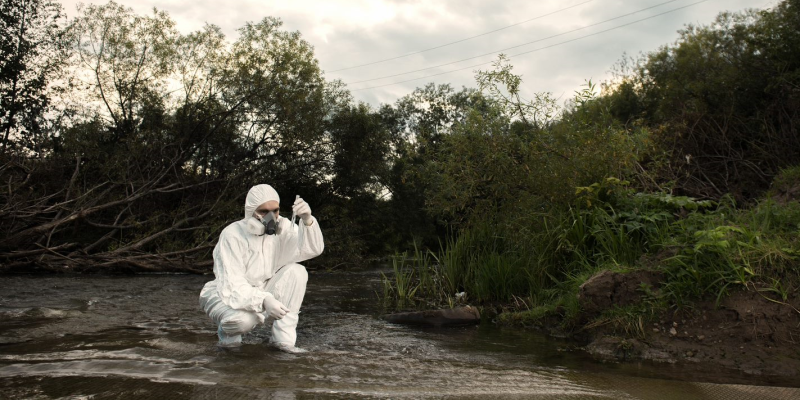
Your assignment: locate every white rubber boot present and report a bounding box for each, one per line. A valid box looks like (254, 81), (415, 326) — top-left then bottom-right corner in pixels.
(270, 312), (307, 353)
(217, 325), (242, 348)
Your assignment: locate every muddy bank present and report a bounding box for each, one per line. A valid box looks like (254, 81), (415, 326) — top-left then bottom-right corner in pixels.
(584, 291), (800, 380)
(575, 270), (800, 382)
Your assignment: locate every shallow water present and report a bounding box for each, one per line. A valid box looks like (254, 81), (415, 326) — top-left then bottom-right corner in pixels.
(0, 270), (798, 399)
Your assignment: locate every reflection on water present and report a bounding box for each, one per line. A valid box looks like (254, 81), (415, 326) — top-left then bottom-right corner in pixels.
(0, 270), (797, 399)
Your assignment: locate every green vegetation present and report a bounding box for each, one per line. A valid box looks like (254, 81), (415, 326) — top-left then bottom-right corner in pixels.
(0, 0), (798, 332)
(386, 175), (800, 327)
(382, 1), (800, 331)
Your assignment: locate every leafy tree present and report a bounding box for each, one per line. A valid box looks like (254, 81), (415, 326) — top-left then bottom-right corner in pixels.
(217, 16), (347, 189)
(393, 83), (488, 148)
(328, 103), (391, 198)
(605, 0), (800, 201)
(71, 1), (178, 138)
(0, 0), (69, 152)
(422, 58), (640, 227)
(0, 3), (356, 271)
(383, 84), (491, 245)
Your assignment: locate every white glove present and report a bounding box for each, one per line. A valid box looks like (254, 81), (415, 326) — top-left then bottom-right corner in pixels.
(292, 197), (313, 225)
(262, 293), (289, 320)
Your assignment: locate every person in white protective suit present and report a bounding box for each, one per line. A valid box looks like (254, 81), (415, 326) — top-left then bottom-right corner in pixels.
(198, 184), (324, 352)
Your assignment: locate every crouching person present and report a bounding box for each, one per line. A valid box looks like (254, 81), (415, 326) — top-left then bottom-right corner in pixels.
(199, 184), (323, 353)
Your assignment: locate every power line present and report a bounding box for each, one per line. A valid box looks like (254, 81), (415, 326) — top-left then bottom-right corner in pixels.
(328, 0), (594, 73)
(350, 0), (711, 91)
(346, 0), (685, 86)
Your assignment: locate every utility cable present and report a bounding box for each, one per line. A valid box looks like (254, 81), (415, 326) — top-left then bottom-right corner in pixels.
(328, 0), (594, 73)
(346, 0), (685, 86)
(350, 0), (710, 91)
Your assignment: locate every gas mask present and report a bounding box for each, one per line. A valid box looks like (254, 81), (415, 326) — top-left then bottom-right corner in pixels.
(246, 212), (281, 236)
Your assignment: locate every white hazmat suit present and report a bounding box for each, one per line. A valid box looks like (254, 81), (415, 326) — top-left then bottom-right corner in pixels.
(198, 184), (324, 350)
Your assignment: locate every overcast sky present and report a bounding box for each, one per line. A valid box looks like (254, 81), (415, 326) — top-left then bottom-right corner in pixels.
(59, 0), (774, 107)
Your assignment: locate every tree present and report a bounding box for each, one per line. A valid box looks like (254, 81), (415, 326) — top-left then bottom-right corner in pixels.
(216, 16), (347, 188)
(327, 103), (391, 198)
(382, 84), (491, 245)
(0, 0), (69, 152)
(0, 4), (354, 272)
(605, 0), (800, 200)
(71, 1), (178, 138)
(423, 58), (639, 226)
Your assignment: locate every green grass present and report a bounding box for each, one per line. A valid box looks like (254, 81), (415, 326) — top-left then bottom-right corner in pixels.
(584, 306), (650, 339)
(382, 176), (800, 332)
(496, 305), (556, 327)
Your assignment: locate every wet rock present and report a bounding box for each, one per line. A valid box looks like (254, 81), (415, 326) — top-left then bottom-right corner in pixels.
(641, 347), (677, 364)
(577, 269), (663, 318)
(586, 337), (640, 360)
(669, 327), (677, 336)
(383, 306), (480, 327)
(587, 337), (682, 364)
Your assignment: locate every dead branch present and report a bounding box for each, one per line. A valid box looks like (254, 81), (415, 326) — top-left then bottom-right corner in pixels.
(1, 242), (77, 259)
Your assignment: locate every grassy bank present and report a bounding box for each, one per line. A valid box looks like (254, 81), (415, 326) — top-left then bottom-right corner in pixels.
(382, 170), (800, 335)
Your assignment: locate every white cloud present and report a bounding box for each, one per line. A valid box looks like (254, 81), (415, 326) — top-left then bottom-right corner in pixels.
(59, 0), (769, 107)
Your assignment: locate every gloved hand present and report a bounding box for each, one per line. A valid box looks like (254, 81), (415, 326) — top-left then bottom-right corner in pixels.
(262, 292), (289, 320)
(293, 197), (313, 226)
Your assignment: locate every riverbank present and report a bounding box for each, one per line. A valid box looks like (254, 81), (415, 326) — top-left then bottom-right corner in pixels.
(381, 171), (800, 383)
(496, 271), (800, 384)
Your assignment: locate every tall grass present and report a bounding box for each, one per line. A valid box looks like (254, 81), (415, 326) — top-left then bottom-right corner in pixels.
(383, 177), (800, 324)
(661, 197), (800, 308)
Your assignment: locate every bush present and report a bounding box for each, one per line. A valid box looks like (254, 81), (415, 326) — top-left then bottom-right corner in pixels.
(606, 1), (800, 201)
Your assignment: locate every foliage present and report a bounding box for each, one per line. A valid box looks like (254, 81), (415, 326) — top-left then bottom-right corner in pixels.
(0, 2), (358, 270)
(767, 165), (800, 202)
(71, 1), (179, 136)
(420, 58), (642, 228)
(604, 0), (800, 201)
(0, 0), (70, 153)
(475, 54), (558, 130)
(384, 174), (800, 330)
(2, 0), (799, 327)
(379, 84), (494, 251)
(385, 1), (800, 326)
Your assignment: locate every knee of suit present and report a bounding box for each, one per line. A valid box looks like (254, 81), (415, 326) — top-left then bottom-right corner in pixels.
(220, 312), (258, 335)
(286, 263), (308, 285)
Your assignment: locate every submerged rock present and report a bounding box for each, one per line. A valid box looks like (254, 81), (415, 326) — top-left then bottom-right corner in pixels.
(25, 307), (83, 319)
(0, 336), (30, 345)
(383, 306), (481, 327)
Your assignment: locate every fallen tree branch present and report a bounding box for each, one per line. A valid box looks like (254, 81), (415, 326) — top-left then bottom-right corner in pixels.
(1, 242), (77, 259)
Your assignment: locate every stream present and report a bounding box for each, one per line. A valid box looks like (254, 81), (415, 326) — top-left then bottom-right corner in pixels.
(0, 269), (798, 399)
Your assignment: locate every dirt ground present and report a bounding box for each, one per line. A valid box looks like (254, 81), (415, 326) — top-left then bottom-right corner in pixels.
(577, 270), (800, 382)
